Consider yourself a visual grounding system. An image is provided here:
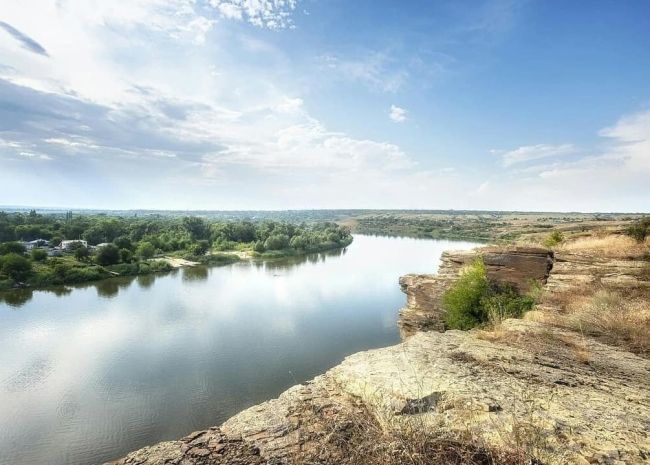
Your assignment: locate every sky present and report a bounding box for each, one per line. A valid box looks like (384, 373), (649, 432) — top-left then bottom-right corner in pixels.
(0, 0), (649, 212)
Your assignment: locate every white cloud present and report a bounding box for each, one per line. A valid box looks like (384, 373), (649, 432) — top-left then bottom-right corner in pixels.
(208, 0), (300, 29)
(389, 105), (407, 123)
(495, 143), (576, 167)
(320, 52), (408, 93)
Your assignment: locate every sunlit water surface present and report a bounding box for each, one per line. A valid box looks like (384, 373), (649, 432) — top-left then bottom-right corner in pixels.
(0, 235), (479, 465)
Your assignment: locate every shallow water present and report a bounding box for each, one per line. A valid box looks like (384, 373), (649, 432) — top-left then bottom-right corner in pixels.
(0, 235), (479, 465)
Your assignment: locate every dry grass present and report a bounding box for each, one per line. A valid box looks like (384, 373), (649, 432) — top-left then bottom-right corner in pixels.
(542, 286), (650, 357)
(296, 398), (564, 465)
(556, 234), (650, 259)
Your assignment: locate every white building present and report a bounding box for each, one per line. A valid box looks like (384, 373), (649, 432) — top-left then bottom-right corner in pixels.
(61, 239), (88, 250)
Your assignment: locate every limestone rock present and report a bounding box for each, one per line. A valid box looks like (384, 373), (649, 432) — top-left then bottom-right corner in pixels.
(399, 246), (553, 336)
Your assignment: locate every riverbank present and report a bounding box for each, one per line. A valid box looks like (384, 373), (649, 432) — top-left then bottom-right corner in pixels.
(110, 231), (650, 465)
(0, 238), (353, 292)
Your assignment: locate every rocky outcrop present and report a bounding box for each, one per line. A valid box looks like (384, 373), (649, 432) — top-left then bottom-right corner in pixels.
(546, 252), (650, 292)
(110, 318), (650, 465)
(399, 247), (553, 336)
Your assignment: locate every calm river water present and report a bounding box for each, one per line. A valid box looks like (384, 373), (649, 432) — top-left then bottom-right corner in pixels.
(0, 235), (479, 465)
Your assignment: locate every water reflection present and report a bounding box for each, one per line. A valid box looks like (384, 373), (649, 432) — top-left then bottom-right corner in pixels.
(136, 273), (155, 289)
(0, 235), (480, 465)
(182, 265), (209, 282)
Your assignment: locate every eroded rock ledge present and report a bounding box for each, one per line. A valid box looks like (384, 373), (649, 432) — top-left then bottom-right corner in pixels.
(399, 246), (553, 336)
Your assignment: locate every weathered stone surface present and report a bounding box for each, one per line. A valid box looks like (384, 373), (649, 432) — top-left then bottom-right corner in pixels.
(546, 252), (650, 292)
(107, 428), (265, 465)
(399, 246), (554, 336)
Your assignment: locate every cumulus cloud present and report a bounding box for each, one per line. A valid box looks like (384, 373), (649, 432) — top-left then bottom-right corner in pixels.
(493, 143), (576, 167)
(389, 105), (407, 123)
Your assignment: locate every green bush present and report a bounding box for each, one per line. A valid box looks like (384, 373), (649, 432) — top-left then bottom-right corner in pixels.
(543, 230), (564, 248)
(443, 258), (537, 330)
(481, 282), (535, 325)
(0, 241), (26, 255)
(74, 245), (91, 261)
(443, 259), (489, 330)
(626, 217), (650, 243)
(136, 241), (155, 259)
(0, 253), (33, 281)
(96, 244), (120, 266)
(31, 248), (48, 261)
(192, 240), (210, 256)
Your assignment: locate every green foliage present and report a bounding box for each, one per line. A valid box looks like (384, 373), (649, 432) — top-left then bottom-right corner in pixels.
(136, 241), (155, 259)
(113, 235), (133, 251)
(119, 248), (133, 263)
(95, 244), (120, 266)
(183, 216), (211, 241)
(0, 241), (26, 255)
(443, 259), (489, 330)
(31, 248), (48, 262)
(543, 230), (564, 248)
(481, 282), (535, 325)
(264, 233), (290, 251)
(1, 253), (33, 281)
(192, 240), (210, 256)
(626, 217), (650, 243)
(443, 258), (537, 330)
(74, 246), (90, 261)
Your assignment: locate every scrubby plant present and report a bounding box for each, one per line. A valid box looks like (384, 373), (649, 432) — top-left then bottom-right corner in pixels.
(443, 259), (489, 330)
(0, 253), (32, 281)
(625, 216), (650, 243)
(443, 258), (537, 330)
(543, 230), (564, 248)
(31, 248), (48, 262)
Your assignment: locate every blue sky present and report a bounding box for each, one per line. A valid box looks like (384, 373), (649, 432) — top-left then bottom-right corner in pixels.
(0, 0), (649, 211)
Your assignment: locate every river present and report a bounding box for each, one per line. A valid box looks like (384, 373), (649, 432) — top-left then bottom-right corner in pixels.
(0, 235), (479, 465)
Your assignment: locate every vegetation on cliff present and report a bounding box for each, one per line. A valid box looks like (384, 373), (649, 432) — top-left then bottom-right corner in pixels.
(442, 258), (536, 330)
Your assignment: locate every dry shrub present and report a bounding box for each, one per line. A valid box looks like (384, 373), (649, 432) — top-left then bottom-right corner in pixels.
(557, 234), (648, 258)
(547, 288), (650, 357)
(300, 401), (555, 465)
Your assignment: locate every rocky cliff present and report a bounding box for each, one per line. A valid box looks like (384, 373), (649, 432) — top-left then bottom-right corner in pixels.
(399, 247), (553, 336)
(110, 244), (650, 465)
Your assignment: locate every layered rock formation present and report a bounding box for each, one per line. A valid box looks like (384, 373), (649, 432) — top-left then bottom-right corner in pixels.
(399, 247), (553, 336)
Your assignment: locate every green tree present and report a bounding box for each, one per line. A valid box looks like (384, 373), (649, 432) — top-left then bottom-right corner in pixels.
(264, 234), (289, 251)
(1, 253), (32, 281)
(192, 240), (210, 256)
(119, 248), (133, 263)
(114, 236), (133, 251)
(136, 241), (155, 259)
(183, 217), (211, 241)
(0, 241), (26, 256)
(74, 246), (91, 261)
(95, 244), (120, 266)
(31, 248), (48, 262)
